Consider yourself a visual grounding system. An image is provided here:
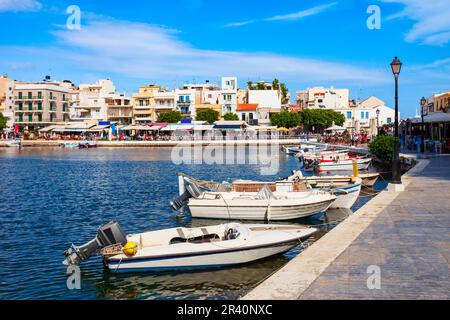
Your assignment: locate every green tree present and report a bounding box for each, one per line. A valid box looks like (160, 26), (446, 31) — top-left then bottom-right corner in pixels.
(279, 83), (289, 104)
(369, 135), (397, 165)
(299, 109), (345, 132)
(196, 108), (220, 124)
(223, 112), (239, 121)
(0, 112), (7, 130)
(247, 81), (253, 90)
(272, 78), (280, 90)
(157, 111), (183, 123)
(270, 111), (300, 128)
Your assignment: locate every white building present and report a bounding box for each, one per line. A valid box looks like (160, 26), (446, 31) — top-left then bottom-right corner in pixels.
(337, 96), (397, 132)
(248, 90), (282, 126)
(220, 77), (238, 114)
(296, 86), (349, 110)
(71, 79), (116, 121)
(175, 88), (196, 118)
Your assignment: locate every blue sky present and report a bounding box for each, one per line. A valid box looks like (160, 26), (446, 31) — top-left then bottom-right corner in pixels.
(0, 0), (449, 117)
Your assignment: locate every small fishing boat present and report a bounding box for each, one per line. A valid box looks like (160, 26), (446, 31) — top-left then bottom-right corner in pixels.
(59, 142), (79, 148)
(78, 141), (97, 149)
(302, 172), (379, 188)
(63, 221), (318, 272)
(175, 172), (363, 210)
(5, 140), (21, 148)
(303, 157), (372, 172)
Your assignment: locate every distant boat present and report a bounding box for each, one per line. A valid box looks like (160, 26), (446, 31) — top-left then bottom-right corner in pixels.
(78, 141), (97, 149)
(5, 140), (21, 148)
(59, 142), (79, 148)
(63, 221), (318, 272)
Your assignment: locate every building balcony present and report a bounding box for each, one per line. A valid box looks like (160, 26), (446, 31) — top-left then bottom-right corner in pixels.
(134, 105), (151, 110)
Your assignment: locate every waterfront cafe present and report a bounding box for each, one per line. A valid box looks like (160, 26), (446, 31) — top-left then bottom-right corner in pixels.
(213, 121), (248, 139)
(402, 113), (450, 153)
(39, 121), (114, 139)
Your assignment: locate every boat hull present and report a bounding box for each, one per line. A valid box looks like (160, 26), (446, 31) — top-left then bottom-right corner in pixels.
(328, 182), (361, 209)
(305, 159), (371, 172)
(188, 197), (334, 221)
(105, 240), (298, 272)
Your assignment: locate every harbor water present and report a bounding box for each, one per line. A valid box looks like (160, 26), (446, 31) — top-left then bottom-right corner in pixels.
(0, 147), (386, 300)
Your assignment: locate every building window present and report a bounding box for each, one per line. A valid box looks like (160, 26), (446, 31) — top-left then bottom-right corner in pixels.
(366, 112), (369, 119)
(28, 92), (32, 99)
(387, 117), (392, 124)
(361, 112), (364, 119)
(186, 96), (190, 102)
(18, 114), (23, 122)
(18, 102), (23, 110)
(38, 114), (42, 122)
(346, 111), (352, 119)
(38, 102), (42, 110)
(28, 114), (33, 122)
(38, 92), (42, 99)
(28, 103), (32, 111)
(18, 92), (23, 99)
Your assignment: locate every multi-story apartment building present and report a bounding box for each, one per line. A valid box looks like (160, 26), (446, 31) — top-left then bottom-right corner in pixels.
(182, 81), (221, 117)
(132, 85), (163, 123)
(13, 80), (71, 130)
(0, 74), (14, 128)
(296, 86), (349, 110)
(220, 77), (238, 115)
(105, 94), (133, 124)
(71, 79), (116, 121)
(248, 89), (282, 126)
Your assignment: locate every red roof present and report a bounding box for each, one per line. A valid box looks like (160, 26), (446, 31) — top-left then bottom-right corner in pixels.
(237, 103), (258, 111)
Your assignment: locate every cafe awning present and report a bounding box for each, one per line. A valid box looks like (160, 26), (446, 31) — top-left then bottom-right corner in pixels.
(161, 124), (194, 131)
(121, 125), (152, 131)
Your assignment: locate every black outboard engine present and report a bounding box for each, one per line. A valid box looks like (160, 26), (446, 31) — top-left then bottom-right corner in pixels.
(170, 179), (203, 211)
(63, 221), (127, 266)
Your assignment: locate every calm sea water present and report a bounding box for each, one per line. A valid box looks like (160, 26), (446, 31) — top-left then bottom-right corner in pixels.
(0, 147), (385, 300)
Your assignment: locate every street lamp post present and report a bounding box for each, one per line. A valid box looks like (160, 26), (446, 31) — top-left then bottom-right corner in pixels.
(420, 96), (426, 153)
(390, 57), (402, 185)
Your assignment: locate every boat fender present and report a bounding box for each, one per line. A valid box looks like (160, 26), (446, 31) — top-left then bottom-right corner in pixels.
(123, 242), (138, 257)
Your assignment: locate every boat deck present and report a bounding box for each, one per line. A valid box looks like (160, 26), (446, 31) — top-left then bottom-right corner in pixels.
(244, 156), (450, 300)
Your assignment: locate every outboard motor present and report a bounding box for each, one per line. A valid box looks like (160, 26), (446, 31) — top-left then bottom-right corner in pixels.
(63, 221), (127, 266)
(170, 179), (203, 211)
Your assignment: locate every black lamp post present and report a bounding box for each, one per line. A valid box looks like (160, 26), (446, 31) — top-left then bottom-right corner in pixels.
(420, 96), (426, 153)
(390, 57), (402, 184)
(376, 109), (380, 136)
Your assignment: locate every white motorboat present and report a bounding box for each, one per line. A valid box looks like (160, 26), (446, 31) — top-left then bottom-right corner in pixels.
(63, 221), (318, 272)
(175, 172), (362, 211)
(5, 140), (21, 148)
(303, 157), (372, 172)
(187, 189), (336, 221)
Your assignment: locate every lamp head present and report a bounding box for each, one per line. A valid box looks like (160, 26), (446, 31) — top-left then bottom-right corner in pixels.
(390, 57), (402, 76)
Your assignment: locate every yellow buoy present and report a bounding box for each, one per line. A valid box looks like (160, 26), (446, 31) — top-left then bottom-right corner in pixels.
(123, 241), (138, 257)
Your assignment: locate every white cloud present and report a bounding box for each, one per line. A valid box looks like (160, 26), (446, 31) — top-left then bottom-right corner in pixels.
(42, 19), (387, 85)
(225, 2), (337, 27)
(380, 0), (450, 45)
(265, 2), (337, 22)
(225, 20), (256, 28)
(0, 0), (42, 12)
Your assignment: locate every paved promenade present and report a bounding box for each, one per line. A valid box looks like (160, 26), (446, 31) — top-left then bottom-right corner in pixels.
(245, 156), (450, 300)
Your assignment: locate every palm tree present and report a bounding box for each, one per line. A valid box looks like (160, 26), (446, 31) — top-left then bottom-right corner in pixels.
(272, 78), (280, 90)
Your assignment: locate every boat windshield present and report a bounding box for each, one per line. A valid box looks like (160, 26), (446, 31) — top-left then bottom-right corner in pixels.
(169, 233), (221, 245)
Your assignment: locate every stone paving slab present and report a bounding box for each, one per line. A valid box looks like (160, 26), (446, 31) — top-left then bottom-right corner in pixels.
(299, 157), (450, 300)
(244, 157), (450, 300)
